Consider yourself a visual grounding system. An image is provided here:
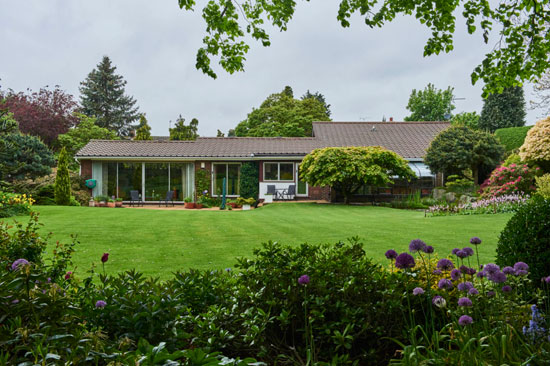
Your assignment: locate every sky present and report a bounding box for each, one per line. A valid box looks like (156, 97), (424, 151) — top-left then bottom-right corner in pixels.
(0, 1), (544, 136)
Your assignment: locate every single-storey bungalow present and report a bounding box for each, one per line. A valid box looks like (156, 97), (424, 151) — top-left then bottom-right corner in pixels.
(76, 121), (450, 202)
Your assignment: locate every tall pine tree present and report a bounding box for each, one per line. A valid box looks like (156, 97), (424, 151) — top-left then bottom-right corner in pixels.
(54, 147), (71, 205)
(79, 56), (140, 136)
(479, 87), (526, 132)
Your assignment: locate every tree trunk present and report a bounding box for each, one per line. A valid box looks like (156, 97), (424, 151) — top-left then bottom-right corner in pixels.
(343, 191), (350, 205)
(472, 165), (479, 185)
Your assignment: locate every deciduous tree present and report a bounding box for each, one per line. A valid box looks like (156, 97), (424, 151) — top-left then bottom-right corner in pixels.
(404, 83), (455, 121)
(134, 115), (152, 140)
(79, 56), (140, 136)
(169, 116), (199, 140)
(425, 126), (504, 184)
(479, 87), (526, 132)
(451, 112), (480, 130)
(300, 146), (416, 204)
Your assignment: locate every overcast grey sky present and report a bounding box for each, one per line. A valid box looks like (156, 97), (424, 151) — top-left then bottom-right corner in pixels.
(0, 1), (543, 136)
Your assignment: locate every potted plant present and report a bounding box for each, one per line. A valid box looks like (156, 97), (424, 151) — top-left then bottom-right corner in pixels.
(196, 196), (204, 209)
(264, 193), (273, 204)
(107, 198), (116, 208)
(184, 197), (195, 209)
(227, 199), (240, 209)
(97, 195), (107, 207)
(115, 198), (123, 207)
(237, 197), (255, 210)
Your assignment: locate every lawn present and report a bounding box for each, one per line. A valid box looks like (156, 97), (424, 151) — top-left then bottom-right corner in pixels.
(20, 204), (512, 278)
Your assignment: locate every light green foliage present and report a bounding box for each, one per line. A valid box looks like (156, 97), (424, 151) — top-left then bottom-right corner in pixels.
(234, 86), (330, 137)
(404, 83), (455, 121)
(479, 87), (526, 132)
(79, 56), (140, 136)
(451, 111), (480, 129)
(176, 1), (549, 94)
(536, 174), (550, 198)
(170, 116), (199, 140)
(134, 115), (152, 140)
(425, 126), (504, 183)
(300, 146), (416, 204)
(503, 153), (522, 167)
(520, 117), (550, 171)
(494, 126), (532, 152)
(57, 114), (118, 162)
(54, 147), (71, 206)
(0, 110), (19, 135)
(301, 90), (331, 117)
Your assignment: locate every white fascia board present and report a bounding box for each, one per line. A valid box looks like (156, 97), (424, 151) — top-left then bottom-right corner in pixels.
(75, 155), (307, 161)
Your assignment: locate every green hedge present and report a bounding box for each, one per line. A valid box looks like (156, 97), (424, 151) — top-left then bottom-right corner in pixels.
(494, 126), (533, 152)
(239, 162), (259, 199)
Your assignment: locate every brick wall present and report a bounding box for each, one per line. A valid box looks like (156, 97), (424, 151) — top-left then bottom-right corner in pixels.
(80, 160), (92, 179)
(308, 185), (331, 201)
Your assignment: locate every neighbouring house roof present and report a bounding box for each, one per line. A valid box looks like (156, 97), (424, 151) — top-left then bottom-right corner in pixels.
(75, 121), (450, 160)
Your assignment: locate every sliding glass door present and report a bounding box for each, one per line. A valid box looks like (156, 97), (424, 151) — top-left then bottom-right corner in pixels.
(212, 163), (240, 196)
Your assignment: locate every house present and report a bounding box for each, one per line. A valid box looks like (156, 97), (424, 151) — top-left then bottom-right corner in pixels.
(76, 121), (450, 202)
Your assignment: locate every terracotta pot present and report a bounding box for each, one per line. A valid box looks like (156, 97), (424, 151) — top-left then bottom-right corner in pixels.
(99, 201), (106, 207)
(228, 202), (237, 208)
(107, 202), (116, 208)
(196, 204), (204, 209)
(184, 202), (195, 209)
(115, 201), (123, 207)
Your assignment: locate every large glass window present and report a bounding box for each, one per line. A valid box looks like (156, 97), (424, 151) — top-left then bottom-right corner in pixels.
(170, 163), (194, 200)
(101, 162), (117, 198)
(213, 163), (240, 196)
(145, 163), (169, 201)
(263, 162), (294, 181)
(118, 162), (142, 200)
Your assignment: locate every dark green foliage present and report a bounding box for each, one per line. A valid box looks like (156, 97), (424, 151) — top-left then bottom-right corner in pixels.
(54, 147), (71, 206)
(234, 86), (331, 137)
(170, 115), (199, 140)
(239, 162), (259, 199)
(496, 196), (550, 285)
(424, 126), (505, 183)
(495, 126), (533, 152)
(195, 168), (210, 196)
(79, 56), (140, 136)
(479, 87), (526, 132)
(0, 133), (55, 182)
(404, 83), (455, 121)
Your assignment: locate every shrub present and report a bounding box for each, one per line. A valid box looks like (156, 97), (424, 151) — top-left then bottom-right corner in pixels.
(536, 174), (550, 198)
(496, 195), (550, 285)
(503, 152), (522, 166)
(428, 193), (528, 216)
(480, 163), (540, 198)
(520, 117), (550, 171)
(0, 191), (34, 217)
(239, 162), (259, 200)
(10, 170), (89, 205)
(54, 147), (71, 205)
(495, 126), (533, 152)
(195, 168), (210, 198)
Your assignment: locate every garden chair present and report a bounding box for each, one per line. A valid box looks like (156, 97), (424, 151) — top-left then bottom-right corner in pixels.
(159, 191), (174, 207)
(283, 185), (296, 200)
(129, 190), (142, 207)
(266, 184), (277, 199)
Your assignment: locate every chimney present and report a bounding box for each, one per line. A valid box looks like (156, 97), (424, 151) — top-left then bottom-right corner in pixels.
(389, 117), (393, 122)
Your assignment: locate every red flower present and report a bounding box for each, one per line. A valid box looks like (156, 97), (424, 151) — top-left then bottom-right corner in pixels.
(65, 271), (72, 280)
(101, 253), (109, 263)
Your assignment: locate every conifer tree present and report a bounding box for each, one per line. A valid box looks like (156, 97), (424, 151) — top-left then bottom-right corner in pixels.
(134, 115), (152, 140)
(79, 56), (140, 136)
(169, 116), (199, 140)
(479, 87), (526, 132)
(54, 147), (71, 205)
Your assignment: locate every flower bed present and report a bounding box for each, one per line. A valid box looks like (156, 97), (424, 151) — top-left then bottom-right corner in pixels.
(480, 163), (540, 198)
(0, 192), (35, 217)
(427, 193), (528, 216)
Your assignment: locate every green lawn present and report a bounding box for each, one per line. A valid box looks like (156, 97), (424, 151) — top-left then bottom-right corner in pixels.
(20, 204), (512, 278)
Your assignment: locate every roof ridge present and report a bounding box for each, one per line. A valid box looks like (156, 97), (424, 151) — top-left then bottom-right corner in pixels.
(312, 121), (450, 125)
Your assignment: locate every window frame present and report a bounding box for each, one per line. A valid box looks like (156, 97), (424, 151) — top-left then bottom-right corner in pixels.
(212, 162), (242, 197)
(263, 162), (295, 182)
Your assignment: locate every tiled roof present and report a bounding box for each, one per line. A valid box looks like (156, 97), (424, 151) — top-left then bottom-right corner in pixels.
(76, 121), (450, 160)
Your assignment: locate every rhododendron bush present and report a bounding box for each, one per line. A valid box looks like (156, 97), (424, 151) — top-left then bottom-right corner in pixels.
(480, 163), (540, 198)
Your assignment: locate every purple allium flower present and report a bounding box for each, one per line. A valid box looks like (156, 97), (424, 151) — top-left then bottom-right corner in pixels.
(543, 276), (550, 284)
(11, 258), (29, 271)
(225, 268), (231, 272)
(452, 248), (461, 255)
(458, 297), (473, 307)
(423, 245), (434, 254)
(432, 295), (446, 307)
(451, 268), (461, 281)
(385, 249), (398, 260)
(298, 275), (310, 285)
(395, 253), (416, 269)
(438, 278), (453, 290)
(409, 239), (427, 253)
(101, 253), (109, 263)
(456, 250), (468, 259)
(462, 247), (474, 257)
(468, 288), (479, 295)
(437, 258), (454, 271)
(64, 272), (72, 280)
(484, 263), (500, 275)
(413, 287), (425, 296)
(11, 299), (19, 304)
(458, 315), (473, 326)
(489, 271), (507, 284)
(515, 269), (528, 276)
(487, 290), (496, 298)
(458, 281), (474, 292)
(476, 271), (486, 279)
(433, 269), (442, 275)
(502, 285), (512, 293)
(47, 277), (51, 283)
(502, 266), (515, 275)
(470, 237), (482, 245)
(514, 262), (529, 272)
(95, 300), (107, 308)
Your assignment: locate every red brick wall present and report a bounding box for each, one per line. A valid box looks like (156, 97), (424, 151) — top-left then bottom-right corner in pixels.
(308, 185), (331, 201)
(80, 160), (92, 180)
